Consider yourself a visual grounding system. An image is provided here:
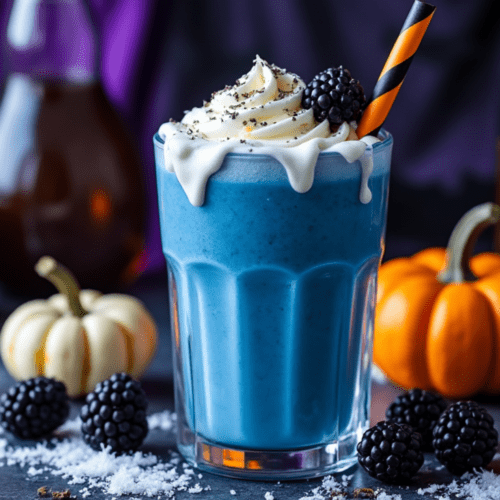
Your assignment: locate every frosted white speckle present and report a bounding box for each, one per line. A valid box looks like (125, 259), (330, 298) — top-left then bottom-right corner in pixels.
(0, 413), (203, 498)
(417, 469), (500, 499)
(298, 474), (346, 500)
(147, 410), (176, 432)
(27, 466), (44, 475)
(376, 493), (402, 500)
(188, 483), (203, 493)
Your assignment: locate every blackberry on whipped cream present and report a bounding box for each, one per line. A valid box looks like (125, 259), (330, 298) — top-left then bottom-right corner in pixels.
(177, 55), (336, 145)
(158, 56), (379, 206)
(302, 66), (366, 131)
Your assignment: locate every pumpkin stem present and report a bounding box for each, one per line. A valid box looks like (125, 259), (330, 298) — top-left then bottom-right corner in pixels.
(437, 202), (500, 284)
(35, 256), (86, 318)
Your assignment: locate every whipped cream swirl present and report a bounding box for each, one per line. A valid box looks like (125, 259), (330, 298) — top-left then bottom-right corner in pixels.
(180, 55), (343, 146)
(158, 56), (379, 206)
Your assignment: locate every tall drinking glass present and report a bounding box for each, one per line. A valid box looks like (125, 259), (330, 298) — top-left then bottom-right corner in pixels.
(154, 130), (392, 479)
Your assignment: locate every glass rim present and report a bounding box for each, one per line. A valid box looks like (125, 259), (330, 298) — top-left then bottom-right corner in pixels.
(153, 128), (393, 157)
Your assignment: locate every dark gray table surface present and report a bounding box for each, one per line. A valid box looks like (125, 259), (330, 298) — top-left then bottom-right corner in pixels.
(1, 273), (499, 499)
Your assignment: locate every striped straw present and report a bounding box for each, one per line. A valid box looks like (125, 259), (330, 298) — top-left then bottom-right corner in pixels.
(356, 0), (436, 138)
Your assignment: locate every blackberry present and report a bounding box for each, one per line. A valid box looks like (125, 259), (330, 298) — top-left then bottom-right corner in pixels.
(0, 377), (69, 439)
(386, 389), (447, 450)
(80, 373), (148, 454)
(302, 66), (366, 131)
(357, 421), (424, 483)
(432, 401), (498, 475)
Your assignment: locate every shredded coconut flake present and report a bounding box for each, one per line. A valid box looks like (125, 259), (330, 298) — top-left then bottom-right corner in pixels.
(188, 483), (204, 494)
(376, 493), (402, 500)
(298, 474), (349, 500)
(0, 413), (202, 498)
(417, 469), (500, 500)
(3, 411), (500, 499)
(147, 410), (176, 432)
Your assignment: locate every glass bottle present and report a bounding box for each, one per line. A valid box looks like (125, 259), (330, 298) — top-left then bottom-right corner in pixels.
(0, 0), (145, 296)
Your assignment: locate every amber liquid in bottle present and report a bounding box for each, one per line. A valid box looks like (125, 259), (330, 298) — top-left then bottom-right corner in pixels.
(0, 0), (145, 296)
(0, 79), (145, 295)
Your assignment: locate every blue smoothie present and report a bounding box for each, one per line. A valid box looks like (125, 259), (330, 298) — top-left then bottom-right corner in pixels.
(155, 132), (392, 458)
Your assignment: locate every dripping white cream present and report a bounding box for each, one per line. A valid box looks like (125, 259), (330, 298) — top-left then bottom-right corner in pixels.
(158, 55), (380, 206)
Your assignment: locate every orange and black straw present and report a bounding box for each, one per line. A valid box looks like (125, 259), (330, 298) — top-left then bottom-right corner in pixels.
(357, 0), (436, 138)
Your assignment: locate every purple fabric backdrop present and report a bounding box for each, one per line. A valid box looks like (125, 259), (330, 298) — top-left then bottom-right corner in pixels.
(2, 0), (500, 272)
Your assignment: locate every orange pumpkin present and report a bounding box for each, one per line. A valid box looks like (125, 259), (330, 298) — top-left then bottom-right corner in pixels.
(374, 202), (500, 399)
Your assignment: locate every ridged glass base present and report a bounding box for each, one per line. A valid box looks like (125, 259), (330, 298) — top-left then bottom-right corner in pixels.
(177, 425), (365, 480)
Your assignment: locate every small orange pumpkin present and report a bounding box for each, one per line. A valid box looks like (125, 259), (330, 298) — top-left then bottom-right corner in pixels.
(374, 202), (500, 399)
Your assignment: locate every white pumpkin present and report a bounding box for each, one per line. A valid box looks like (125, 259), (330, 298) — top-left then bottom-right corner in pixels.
(0, 256), (157, 397)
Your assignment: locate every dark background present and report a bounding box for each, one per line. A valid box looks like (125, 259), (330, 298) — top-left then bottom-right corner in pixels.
(2, 0), (500, 278)
(1, 3), (500, 497)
